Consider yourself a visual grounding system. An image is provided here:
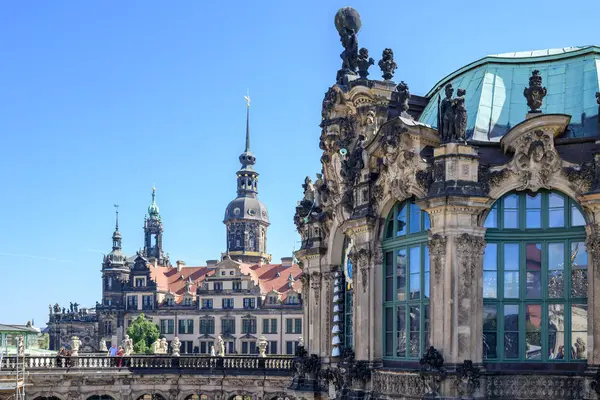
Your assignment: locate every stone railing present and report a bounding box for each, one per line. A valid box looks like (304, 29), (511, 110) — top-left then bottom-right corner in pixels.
(0, 355), (294, 372)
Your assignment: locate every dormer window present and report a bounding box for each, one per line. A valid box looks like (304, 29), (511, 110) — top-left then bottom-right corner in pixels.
(221, 271), (226, 276)
(166, 297), (174, 306)
(183, 297), (193, 306)
(135, 277), (145, 287)
(268, 296), (278, 304)
(287, 295), (298, 305)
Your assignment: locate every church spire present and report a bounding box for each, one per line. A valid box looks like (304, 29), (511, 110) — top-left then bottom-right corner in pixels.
(112, 204), (122, 251)
(245, 93), (251, 152)
(237, 94), (258, 197)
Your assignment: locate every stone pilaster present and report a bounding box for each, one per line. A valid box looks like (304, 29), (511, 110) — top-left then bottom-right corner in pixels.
(419, 143), (490, 365)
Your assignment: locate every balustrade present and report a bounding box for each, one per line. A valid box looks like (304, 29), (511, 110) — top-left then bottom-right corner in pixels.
(0, 355), (293, 373)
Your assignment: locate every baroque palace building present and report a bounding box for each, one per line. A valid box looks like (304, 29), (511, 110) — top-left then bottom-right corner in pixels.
(47, 102), (304, 357)
(290, 7), (600, 400)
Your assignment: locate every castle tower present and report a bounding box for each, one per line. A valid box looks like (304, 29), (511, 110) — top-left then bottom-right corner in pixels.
(223, 96), (271, 264)
(101, 205), (128, 307)
(142, 188), (169, 265)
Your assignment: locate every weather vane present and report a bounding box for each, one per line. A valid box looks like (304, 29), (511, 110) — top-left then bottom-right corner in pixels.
(244, 89), (251, 108)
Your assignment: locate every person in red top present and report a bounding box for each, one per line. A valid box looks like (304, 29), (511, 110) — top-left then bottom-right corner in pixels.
(116, 346), (124, 368)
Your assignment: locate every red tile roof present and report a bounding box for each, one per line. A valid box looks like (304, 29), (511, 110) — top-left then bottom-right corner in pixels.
(238, 262), (303, 294)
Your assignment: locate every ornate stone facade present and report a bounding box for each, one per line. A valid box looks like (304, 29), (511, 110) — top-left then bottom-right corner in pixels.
(291, 6), (600, 400)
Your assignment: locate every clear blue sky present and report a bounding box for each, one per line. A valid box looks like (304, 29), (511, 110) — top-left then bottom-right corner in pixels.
(1, 0), (598, 327)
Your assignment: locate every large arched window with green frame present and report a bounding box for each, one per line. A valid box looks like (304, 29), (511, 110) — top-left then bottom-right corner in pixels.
(483, 190), (588, 362)
(382, 198), (431, 360)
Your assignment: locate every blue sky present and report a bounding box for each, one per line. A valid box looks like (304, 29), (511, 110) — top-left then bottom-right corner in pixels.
(1, 0), (598, 326)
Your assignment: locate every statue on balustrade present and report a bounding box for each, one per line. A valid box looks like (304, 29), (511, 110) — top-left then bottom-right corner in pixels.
(217, 335), (226, 357)
(160, 338), (168, 354)
(151, 338), (161, 354)
(99, 340), (108, 352)
(438, 83), (468, 144)
(17, 335), (25, 357)
(53, 303), (60, 313)
(171, 337), (181, 357)
(122, 334), (133, 356)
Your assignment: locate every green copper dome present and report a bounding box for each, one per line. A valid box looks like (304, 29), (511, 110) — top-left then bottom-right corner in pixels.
(419, 46), (600, 141)
(148, 187), (160, 220)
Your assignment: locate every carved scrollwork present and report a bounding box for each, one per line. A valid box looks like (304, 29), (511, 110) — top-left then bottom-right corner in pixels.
(349, 246), (372, 293)
(562, 162), (595, 193)
(419, 346), (447, 396)
(510, 129), (561, 192)
(455, 233), (486, 290)
(428, 234), (447, 285)
(456, 360), (481, 398)
(310, 272), (321, 303)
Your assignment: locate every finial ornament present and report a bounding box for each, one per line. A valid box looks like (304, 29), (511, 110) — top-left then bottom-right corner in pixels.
(334, 7), (361, 84)
(114, 204), (119, 230)
(396, 81), (411, 115)
(378, 48), (397, 81)
(523, 69), (547, 113)
(244, 91), (251, 108)
(357, 48), (374, 79)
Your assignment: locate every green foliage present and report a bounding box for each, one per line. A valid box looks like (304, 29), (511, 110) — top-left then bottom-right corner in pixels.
(126, 313), (160, 355)
(38, 333), (49, 349)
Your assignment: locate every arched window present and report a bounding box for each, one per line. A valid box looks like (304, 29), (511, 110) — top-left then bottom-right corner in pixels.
(483, 190), (587, 362)
(342, 239), (354, 349)
(382, 199), (430, 360)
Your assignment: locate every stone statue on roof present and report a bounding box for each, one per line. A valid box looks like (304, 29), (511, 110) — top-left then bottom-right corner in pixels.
(302, 177), (315, 205)
(439, 83), (455, 143)
(216, 335), (225, 357)
(159, 338), (168, 354)
(171, 337), (181, 357)
(122, 334), (133, 355)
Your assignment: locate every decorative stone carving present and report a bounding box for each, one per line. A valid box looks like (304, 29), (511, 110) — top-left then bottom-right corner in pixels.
(396, 81), (410, 115)
(122, 334), (133, 355)
(17, 335), (25, 357)
(509, 129), (562, 191)
(438, 84), (469, 143)
(419, 346), (447, 396)
(170, 337), (181, 357)
(372, 371), (425, 397)
(456, 360), (481, 399)
(479, 165), (509, 193)
(378, 48), (397, 80)
(335, 7), (361, 83)
(357, 48), (374, 78)
(322, 86), (343, 120)
(310, 271), (321, 303)
(455, 233), (486, 290)
(151, 338), (161, 354)
(562, 162), (595, 193)
(99, 340), (107, 352)
(524, 69), (547, 113)
(159, 337), (168, 354)
(257, 335), (268, 357)
(486, 375), (584, 399)
(454, 88), (467, 141)
(428, 234), (447, 285)
(70, 336), (81, 357)
(349, 246), (371, 293)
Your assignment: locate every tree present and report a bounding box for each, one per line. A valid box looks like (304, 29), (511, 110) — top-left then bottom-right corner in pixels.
(126, 313), (160, 354)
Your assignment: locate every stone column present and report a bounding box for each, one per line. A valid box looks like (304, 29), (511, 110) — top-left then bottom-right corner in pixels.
(578, 193), (600, 365)
(419, 143), (490, 364)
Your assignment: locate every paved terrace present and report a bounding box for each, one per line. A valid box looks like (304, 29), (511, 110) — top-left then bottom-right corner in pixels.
(0, 355), (297, 400)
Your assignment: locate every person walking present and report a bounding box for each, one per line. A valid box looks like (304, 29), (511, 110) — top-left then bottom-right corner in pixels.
(116, 346), (124, 368)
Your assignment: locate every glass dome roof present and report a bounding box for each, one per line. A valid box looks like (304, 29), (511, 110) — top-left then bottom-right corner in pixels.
(418, 46), (600, 141)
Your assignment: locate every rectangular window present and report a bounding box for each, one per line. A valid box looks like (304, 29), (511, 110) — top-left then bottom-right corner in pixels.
(263, 319), (269, 333)
(525, 243), (542, 298)
(503, 243), (519, 298)
(142, 295), (153, 310)
(242, 319), (257, 334)
(548, 304), (564, 360)
(178, 319), (194, 334)
(503, 305), (519, 359)
(548, 242), (565, 298)
(222, 298), (234, 309)
(221, 319), (235, 334)
(214, 282), (223, 291)
(269, 341), (277, 354)
(483, 305), (497, 359)
(570, 241), (588, 298)
(271, 319), (278, 334)
(409, 246), (421, 300)
(127, 295), (138, 310)
(483, 243), (498, 298)
(286, 341), (299, 355)
(385, 307), (393, 357)
(396, 249), (407, 301)
(423, 246), (430, 299)
(294, 318), (302, 334)
(201, 299), (213, 309)
(385, 251), (394, 302)
(571, 304), (587, 360)
(286, 319), (293, 334)
(571, 205), (585, 226)
(243, 298), (256, 309)
(242, 342), (248, 354)
(160, 319), (174, 334)
(233, 282), (242, 291)
(200, 319), (215, 334)
(135, 277), (145, 287)
(200, 341), (207, 354)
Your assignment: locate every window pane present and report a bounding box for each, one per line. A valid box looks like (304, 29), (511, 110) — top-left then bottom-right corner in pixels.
(571, 305), (587, 360)
(572, 206), (585, 227)
(504, 244), (519, 270)
(409, 306), (420, 357)
(385, 252), (394, 302)
(385, 307), (393, 357)
(484, 206), (498, 228)
(424, 212), (431, 230)
(548, 304), (564, 360)
(484, 243), (498, 270)
(409, 203), (421, 234)
(386, 219), (394, 239)
(525, 243), (542, 298)
(396, 305), (406, 358)
(548, 243), (565, 298)
(504, 305), (519, 359)
(525, 304), (542, 360)
(397, 204), (407, 236)
(483, 304), (498, 359)
(484, 243), (498, 297)
(424, 305), (430, 350)
(526, 193), (541, 228)
(397, 249), (407, 301)
(549, 193), (565, 228)
(409, 246), (420, 300)
(424, 246), (430, 299)
(503, 194), (519, 228)
(571, 241), (588, 298)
